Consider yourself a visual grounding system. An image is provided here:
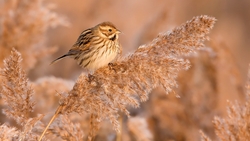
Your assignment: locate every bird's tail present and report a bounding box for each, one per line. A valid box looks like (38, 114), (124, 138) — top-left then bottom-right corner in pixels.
(50, 54), (71, 65)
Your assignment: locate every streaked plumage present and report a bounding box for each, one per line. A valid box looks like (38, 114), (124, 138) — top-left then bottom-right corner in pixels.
(51, 22), (121, 70)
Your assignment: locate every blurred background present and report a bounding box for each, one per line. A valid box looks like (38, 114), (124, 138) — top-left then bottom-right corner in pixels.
(0, 0), (250, 140)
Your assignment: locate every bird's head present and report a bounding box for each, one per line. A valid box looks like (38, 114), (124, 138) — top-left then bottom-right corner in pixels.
(96, 22), (121, 41)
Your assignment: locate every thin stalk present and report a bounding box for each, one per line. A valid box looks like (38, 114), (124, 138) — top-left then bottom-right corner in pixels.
(38, 105), (63, 141)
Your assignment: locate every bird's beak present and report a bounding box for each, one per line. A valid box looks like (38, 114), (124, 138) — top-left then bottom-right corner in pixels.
(116, 29), (121, 34)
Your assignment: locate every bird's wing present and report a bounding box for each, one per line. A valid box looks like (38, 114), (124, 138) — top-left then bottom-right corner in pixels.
(68, 28), (93, 54)
(51, 29), (94, 65)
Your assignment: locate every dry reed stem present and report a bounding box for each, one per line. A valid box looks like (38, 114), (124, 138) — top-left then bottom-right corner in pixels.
(38, 105), (63, 141)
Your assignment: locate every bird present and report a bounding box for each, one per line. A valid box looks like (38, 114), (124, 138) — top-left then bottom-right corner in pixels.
(51, 22), (121, 70)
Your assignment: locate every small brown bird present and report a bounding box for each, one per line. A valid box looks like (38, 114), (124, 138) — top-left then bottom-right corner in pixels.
(51, 22), (121, 70)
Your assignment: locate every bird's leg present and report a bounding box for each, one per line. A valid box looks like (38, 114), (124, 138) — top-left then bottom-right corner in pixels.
(108, 63), (113, 68)
(88, 74), (95, 82)
(87, 69), (95, 82)
(108, 63), (117, 72)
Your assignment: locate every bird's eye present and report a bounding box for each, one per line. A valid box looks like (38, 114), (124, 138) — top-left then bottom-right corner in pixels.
(108, 29), (112, 32)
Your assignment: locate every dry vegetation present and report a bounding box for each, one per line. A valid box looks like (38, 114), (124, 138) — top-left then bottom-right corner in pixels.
(0, 0), (68, 70)
(0, 0), (250, 141)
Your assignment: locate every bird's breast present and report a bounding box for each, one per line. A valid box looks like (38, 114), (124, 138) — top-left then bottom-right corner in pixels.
(77, 39), (120, 70)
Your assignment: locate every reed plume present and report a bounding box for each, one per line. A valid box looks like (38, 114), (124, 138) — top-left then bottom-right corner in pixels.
(201, 64), (250, 141)
(0, 49), (35, 125)
(55, 15), (216, 139)
(0, 48), (44, 140)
